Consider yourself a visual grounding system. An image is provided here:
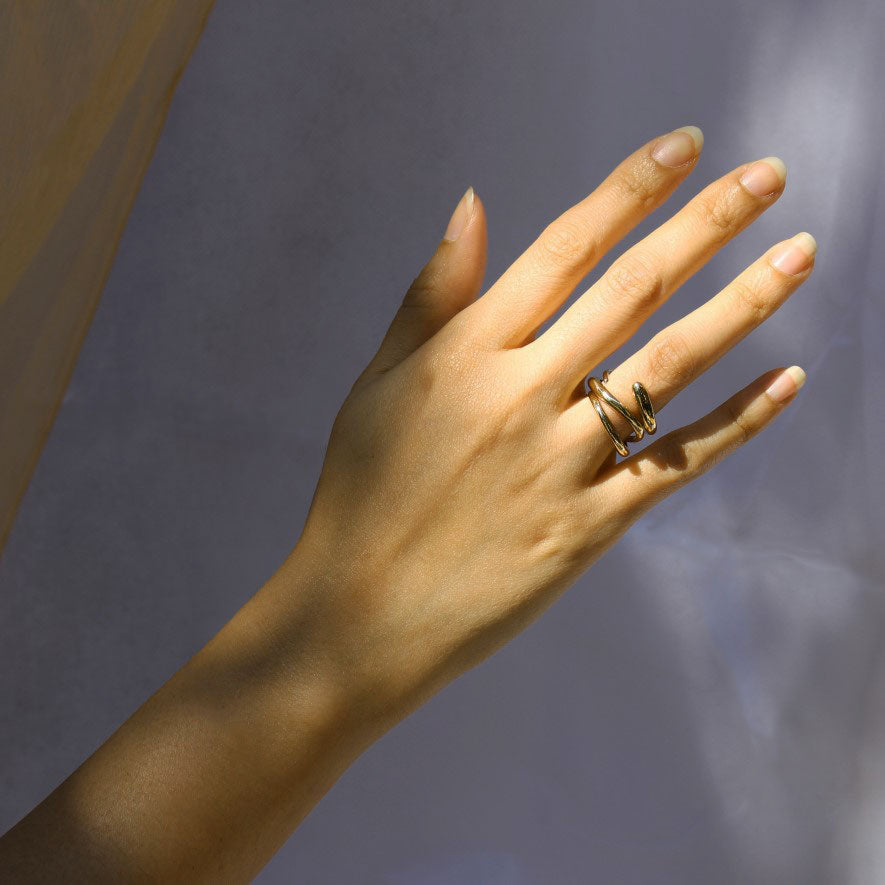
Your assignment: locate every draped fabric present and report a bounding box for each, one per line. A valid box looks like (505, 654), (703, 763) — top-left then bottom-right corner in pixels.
(0, 0), (215, 550)
(1, 1), (882, 882)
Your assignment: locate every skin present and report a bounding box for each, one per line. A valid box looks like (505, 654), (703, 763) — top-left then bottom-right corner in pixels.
(0, 125), (815, 882)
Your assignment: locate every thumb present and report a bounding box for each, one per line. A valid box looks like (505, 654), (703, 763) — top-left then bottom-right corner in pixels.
(366, 186), (488, 374)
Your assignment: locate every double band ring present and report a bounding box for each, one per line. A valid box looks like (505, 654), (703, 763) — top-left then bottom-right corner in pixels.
(586, 369), (657, 458)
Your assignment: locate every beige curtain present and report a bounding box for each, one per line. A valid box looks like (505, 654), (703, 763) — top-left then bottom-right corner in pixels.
(0, 0), (216, 552)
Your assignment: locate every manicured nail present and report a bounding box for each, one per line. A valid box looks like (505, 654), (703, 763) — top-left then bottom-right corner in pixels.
(443, 186), (475, 242)
(765, 365), (806, 403)
(740, 156), (787, 196)
(770, 232), (817, 275)
(651, 125), (704, 168)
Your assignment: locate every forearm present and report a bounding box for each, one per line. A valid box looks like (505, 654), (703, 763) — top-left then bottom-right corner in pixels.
(0, 125), (813, 882)
(0, 547), (387, 883)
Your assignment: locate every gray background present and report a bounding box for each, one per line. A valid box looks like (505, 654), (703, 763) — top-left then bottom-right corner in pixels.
(2, 0), (883, 882)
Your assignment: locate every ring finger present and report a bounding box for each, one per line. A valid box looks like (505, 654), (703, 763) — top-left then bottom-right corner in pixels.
(560, 231), (816, 454)
(532, 156), (788, 392)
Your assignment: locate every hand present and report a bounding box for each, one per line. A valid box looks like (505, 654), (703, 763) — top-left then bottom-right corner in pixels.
(0, 126), (816, 883)
(284, 125), (814, 729)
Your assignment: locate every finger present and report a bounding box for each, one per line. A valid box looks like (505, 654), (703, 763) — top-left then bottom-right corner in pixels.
(590, 365), (807, 522)
(366, 187), (488, 374)
(466, 125), (703, 348)
(537, 156), (788, 387)
(560, 232), (816, 446)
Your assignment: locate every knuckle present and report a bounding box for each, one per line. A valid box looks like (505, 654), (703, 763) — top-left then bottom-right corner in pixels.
(602, 251), (664, 308)
(647, 330), (696, 389)
(724, 396), (753, 447)
(404, 266), (441, 308)
(410, 346), (446, 396)
(730, 276), (770, 324)
(693, 187), (742, 245)
(536, 218), (593, 270)
(612, 161), (660, 209)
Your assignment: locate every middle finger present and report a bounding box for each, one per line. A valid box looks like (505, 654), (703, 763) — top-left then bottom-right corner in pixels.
(532, 156), (788, 393)
(558, 231), (816, 453)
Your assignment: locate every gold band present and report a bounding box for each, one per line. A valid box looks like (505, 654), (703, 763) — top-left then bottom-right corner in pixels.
(586, 369), (657, 457)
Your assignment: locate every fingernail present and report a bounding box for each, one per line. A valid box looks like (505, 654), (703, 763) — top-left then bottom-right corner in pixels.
(770, 232), (817, 275)
(740, 156), (787, 196)
(765, 365), (806, 403)
(651, 125), (704, 168)
(443, 186), (475, 242)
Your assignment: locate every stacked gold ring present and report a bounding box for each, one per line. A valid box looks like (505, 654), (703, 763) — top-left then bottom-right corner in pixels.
(586, 369), (657, 457)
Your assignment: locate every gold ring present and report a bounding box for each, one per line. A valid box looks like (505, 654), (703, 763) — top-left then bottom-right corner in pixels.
(586, 369), (657, 457)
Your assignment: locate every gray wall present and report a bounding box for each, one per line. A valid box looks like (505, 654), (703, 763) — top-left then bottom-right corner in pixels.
(2, 0), (883, 882)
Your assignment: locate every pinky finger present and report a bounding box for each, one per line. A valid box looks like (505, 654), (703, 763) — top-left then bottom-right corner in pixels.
(594, 365), (806, 519)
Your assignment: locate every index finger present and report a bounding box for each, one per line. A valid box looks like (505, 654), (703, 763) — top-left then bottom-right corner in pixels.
(470, 125), (704, 347)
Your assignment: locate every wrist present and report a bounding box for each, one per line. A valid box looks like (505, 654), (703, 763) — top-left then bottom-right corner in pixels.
(263, 532), (464, 740)
(238, 541), (409, 753)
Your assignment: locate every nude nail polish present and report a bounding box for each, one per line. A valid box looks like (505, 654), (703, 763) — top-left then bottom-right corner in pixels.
(443, 187), (475, 242)
(765, 365), (806, 403)
(652, 126), (704, 168)
(740, 156), (787, 196)
(770, 232), (817, 275)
